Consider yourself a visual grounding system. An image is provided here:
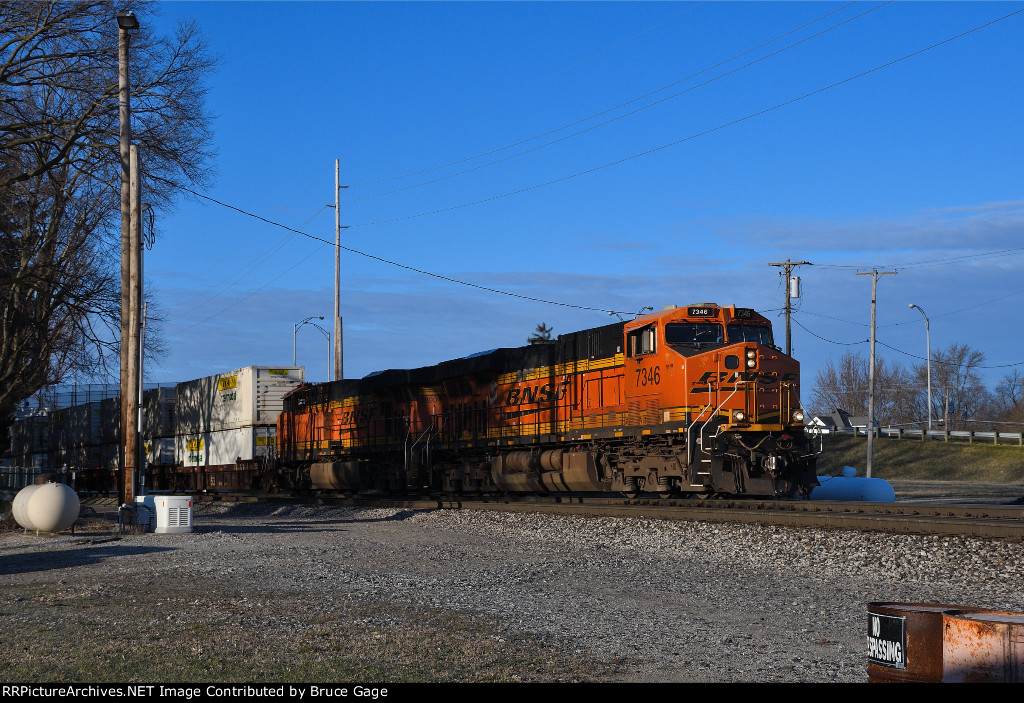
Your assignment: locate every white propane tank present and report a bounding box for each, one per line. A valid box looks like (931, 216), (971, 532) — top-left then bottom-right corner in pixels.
(12, 483), (42, 531)
(13, 482), (80, 533)
(810, 466), (896, 502)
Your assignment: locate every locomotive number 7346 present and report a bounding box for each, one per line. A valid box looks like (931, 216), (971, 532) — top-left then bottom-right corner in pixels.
(635, 366), (661, 387)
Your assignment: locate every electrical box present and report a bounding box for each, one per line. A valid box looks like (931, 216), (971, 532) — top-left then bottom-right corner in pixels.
(136, 495), (193, 533)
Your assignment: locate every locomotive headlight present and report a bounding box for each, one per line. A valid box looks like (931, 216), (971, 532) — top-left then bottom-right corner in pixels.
(745, 357), (757, 368)
(745, 350), (757, 368)
(732, 410), (746, 423)
(792, 409), (805, 423)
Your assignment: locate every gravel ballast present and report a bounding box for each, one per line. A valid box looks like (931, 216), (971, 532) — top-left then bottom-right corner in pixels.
(2, 499), (1023, 683)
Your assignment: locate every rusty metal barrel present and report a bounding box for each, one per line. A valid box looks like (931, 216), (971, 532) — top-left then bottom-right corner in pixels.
(867, 602), (995, 682)
(942, 611), (1024, 682)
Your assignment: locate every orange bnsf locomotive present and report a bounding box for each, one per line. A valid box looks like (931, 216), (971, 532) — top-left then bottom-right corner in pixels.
(275, 303), (819, 498)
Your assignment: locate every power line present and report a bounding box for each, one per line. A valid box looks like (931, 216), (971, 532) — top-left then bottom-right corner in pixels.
(167, 205), (330, 319)
(157, 7), (1023, 324)
(813, 245), (1024, 271)
(174, 186), (629, 316)
(342, 6), (1024, 228)
(792, 317), (867, 346)
(343, 1), (876, 199)
(876, 340), (1024, 370)
(340, 3), (707, 164)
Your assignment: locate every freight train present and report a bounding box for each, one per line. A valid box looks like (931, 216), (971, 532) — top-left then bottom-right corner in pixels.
(2, 303), (819, 499)
(1, 366), (305, 494)
(275, 303), (819, 499)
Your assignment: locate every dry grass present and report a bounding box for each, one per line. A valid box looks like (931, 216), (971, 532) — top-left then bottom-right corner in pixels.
(0, 570), (621, 683)
(817, 432), (1024, 482)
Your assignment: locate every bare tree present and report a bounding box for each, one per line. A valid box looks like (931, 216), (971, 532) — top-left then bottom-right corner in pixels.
(992, 369), (1024, 428)
(0, 2), (216, 428)
(913, 343), (991, 430)
(809, 349), (913, 426)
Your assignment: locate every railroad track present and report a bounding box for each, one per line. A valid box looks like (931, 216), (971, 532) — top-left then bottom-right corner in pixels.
(185, 491), (1024, 541)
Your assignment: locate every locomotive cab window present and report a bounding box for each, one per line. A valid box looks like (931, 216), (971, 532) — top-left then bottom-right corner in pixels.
(626, 325), (657, 358)
(665, 322), (724, 348)
(726, 324), (774, 346)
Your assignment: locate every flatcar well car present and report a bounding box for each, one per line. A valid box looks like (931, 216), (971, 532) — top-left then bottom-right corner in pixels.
(277, 304), (819, 498)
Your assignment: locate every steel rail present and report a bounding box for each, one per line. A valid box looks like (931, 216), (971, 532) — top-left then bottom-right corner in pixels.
(188, 491), (1024, 541)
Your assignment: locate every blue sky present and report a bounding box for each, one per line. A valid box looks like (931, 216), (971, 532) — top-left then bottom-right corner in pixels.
(138, 1), (1024, 395)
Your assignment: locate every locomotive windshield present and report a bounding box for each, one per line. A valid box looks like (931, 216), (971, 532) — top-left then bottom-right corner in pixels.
(665, 322), (724, 347)
(726, 324), (774, 346)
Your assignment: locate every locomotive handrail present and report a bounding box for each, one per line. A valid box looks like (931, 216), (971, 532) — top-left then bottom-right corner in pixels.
(685, 383), (717, 435)
(408, 418), (440, 460)
(686, 381), (747, 471)
(693, 381), (746, 439)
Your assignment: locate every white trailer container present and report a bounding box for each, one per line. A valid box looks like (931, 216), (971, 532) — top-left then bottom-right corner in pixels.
(175, 366), (304, 434)
(9, 416), (49, 456)
(145, 437), (176, 465)
(176, 425), (278, 468)
(68, 402), (103, 446)
(174, 366), (302, 473)
(143, 387), (176, 439)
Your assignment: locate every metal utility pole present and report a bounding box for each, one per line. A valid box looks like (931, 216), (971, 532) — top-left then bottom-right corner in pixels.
(331, 160), (350, 381)
(117, 11), (139, 510)
(856, 268), (897, 478)
(768, 259), (812, 356)
(139, 301), (147, 494)
(334, 160), (342, 381)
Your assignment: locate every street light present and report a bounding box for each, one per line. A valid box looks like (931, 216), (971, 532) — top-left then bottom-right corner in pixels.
(909, 303), (932, 432)
(307, 322), (331, 382)
(117, 11), (140, 30)
(293, 316), (324, 366)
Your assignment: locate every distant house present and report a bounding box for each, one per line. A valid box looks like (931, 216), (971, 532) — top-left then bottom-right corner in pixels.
(809, 408), (878, 433)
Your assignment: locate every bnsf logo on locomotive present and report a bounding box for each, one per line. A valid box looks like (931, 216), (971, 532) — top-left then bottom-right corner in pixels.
(504, 382), (569, 406)
(692, 371), (798, 386)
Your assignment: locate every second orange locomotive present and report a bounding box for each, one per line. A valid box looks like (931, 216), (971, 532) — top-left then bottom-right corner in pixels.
(276, 303), (819, 498)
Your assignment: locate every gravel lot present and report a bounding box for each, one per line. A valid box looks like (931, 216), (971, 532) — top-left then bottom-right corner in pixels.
(2, 495), (1024, 683)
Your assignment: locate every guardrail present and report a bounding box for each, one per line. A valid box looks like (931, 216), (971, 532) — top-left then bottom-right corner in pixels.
(818, 426), (1024, 446)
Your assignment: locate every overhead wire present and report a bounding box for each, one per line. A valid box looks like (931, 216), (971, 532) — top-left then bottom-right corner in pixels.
(158, 6), (1023, 325)
(166, 205), (331, 320)
(344, 0), (873, 196)
(792, 317), (867, 346)
(342, 6), (1024, 227)
(876, 340), (1024, 370)
(342, 2), (709, 165)
(172, 185), (630, 316)
(813, 245), (1024, 271)
(173, 241), (330, 334)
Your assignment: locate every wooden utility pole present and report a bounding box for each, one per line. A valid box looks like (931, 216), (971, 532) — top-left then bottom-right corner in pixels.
(125, 146), (142, 508)
(856, 268), (898, 478)
(117, 12), (139, 509)
(768, 259), (812, 356)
